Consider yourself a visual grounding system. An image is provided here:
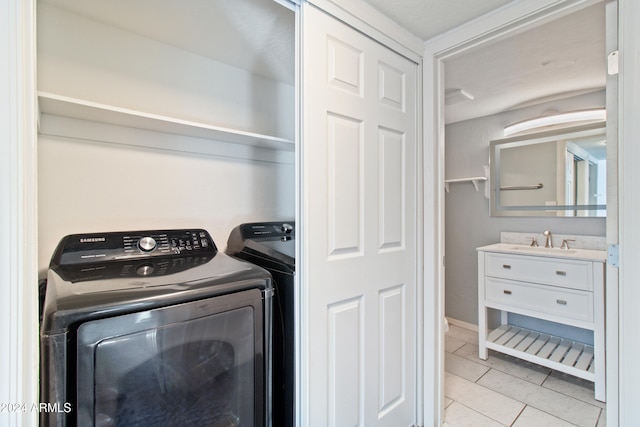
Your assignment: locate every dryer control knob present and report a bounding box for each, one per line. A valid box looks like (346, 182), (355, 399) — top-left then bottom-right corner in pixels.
(138, 236), (157, 252)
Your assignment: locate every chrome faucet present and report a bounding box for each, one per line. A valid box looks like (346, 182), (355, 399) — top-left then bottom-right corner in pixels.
(543, 230), (553, 248)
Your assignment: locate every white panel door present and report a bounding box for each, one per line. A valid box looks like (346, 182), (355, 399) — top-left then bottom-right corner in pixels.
(302, 5), (418, 426)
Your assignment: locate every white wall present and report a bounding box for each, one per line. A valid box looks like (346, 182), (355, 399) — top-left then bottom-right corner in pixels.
(37, 130), (295, 276)
(37, 3), (295, 142)
(444, 90), (606, 325)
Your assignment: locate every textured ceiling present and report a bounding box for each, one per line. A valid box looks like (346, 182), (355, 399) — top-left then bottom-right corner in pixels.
(443, 2), (606, 123)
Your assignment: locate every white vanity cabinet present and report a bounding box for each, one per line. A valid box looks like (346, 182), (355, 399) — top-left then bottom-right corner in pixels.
(477, 243), (606, 401)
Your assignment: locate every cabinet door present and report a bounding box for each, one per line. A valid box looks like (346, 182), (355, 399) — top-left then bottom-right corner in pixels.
(302, 5), (418, 426)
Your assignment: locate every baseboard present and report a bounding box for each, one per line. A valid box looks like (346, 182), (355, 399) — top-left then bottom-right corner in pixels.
(446, 317), (478, 332)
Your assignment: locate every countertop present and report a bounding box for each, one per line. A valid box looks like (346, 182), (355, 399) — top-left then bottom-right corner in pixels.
(477, 242), (607, 262)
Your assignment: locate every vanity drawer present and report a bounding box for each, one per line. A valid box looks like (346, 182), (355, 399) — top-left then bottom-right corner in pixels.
(485, 277), (593, 323)
(485, 252), (592, 291)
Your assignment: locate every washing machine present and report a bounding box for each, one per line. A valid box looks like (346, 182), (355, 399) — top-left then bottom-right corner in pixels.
(227, 222), (295, 427)
(40, 228), (273, 427)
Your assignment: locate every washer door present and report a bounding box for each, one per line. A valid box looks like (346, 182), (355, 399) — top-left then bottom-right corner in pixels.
(75, 288), (266, 427)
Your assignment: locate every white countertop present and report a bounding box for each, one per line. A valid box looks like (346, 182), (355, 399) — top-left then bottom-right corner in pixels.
(477, 242), (607, 262)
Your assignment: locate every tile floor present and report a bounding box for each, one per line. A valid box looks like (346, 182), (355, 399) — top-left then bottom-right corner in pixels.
(444, 323), (606, 427)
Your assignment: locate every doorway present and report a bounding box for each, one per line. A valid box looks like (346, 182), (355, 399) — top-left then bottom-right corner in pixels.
(422, 0), (617, 425)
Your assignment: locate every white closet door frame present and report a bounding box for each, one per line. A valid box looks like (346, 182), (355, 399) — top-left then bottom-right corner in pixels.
(1, 0), (39, 426)
(617, 0), (640, 425)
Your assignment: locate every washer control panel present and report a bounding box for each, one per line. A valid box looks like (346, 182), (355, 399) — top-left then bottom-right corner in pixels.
(237, 222), (295, 240)
(51, 229), (217, 267)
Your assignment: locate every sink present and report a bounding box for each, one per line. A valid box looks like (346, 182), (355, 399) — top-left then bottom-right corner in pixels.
(509, 245), (577, 255)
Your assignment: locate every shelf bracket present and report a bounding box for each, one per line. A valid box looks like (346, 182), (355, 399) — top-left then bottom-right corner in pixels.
(444, 176), (487, 193)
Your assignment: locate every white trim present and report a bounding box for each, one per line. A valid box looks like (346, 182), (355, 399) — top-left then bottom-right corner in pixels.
(425, 0), (601, 58)
(422, 1), (607, 425)
(294, 3), (303, 427)
(414, 54), (425, 427)
(422, 49), (445, 427)
(446, 317), (479, 333)
(617, 0), (640, 424)
(1, 0), (39, 426)
(604, 1), (619, 424)
(305, 0), (424, 62)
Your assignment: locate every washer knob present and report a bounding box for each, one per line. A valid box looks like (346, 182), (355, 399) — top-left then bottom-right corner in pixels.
(138, 236), (157, 252)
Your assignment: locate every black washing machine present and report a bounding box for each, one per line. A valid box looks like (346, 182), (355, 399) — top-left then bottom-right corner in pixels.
(227, 222), (295, 427)
(40, 228), (273, 427)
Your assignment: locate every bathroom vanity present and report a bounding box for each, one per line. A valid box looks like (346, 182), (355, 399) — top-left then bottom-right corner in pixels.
(477, 240), (606, 401)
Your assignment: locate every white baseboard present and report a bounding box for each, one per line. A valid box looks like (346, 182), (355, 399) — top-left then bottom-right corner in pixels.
(446, 317), (478, 332)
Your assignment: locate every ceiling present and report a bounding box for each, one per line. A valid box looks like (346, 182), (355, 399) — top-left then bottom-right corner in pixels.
(363, 0), (514, 41)
(362, 0), (607, 124)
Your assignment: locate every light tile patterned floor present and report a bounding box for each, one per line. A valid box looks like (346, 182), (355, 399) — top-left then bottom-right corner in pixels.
(444, 324), (606, 427)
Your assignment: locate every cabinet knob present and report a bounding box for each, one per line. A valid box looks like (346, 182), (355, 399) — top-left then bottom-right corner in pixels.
(556, 299), (567, 305)
(555, 270), (567, 276)
(503, 290), (512, 295)
(502, 264), (511, 269)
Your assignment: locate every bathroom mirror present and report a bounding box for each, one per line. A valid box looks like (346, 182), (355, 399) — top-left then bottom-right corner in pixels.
(490, 122), (606, 217)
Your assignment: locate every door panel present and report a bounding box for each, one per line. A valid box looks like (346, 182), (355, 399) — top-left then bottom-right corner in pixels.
(303, 5), (417, 426)
(378, 284), (407, 416)
(327, 113), (364, 257)
(327, 36), (364, 95)
(328, 297), (364, 425)
(378, 62), (405, 110)
(379, 127), (406, 250)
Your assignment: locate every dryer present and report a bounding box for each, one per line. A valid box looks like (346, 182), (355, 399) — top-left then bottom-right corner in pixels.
(40, 229), (273, 427)
(227, 222), (295, 427)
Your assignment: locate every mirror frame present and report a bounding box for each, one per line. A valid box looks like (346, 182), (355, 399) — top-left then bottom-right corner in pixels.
(490, 121), (606, 217)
